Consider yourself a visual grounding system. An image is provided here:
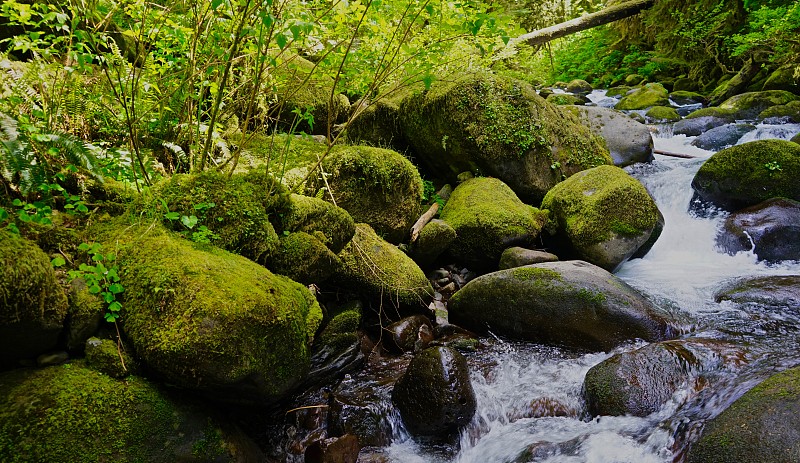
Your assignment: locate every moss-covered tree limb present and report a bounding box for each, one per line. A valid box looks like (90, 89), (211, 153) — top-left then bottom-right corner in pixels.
(510, 0), (655, 47)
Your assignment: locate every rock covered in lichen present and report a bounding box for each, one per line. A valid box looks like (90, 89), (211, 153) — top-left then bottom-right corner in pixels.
(0, 362), (262, 462)
(398, 72), (610, 203)
(0, 230), (68, 368)
(92, 222), (322, 406)
(691, 139), (800, 211)
(564, 105), (654, 167)
(448, 261), (675, 351)
(614, 83), (669, 110)
(541, 165), (662, 271)
(440, 177), (548, 269)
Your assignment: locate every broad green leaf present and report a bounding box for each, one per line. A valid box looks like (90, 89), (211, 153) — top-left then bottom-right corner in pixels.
(109, 283), (124, 294)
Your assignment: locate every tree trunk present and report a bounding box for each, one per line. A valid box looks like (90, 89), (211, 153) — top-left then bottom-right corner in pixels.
(511, 0), (656, 48)
(708, 58), (761, 106)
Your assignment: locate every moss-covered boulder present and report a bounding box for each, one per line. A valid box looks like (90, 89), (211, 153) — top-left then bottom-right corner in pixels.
(584, 339), (745, 417)
(85, 337), (137, 378)
(614, 83), (669, 110)
(566, 79), (593, 95)
(669, 91), (706, 106)
(690, 123), (756, 151)
(762, 65), (800, 94)
(793, 131), (800, 144)
(606, 86), (632, 98)
(687, 366), (800, 463)
(541, 165), (661, 271)
(281, 193), (354, 254)
(716, 90), (800, 120)
(758, 100), (800, 122)
(645, 106), (682, 123)
(0, 231), (68, 368)
(498, 247), (558, 270)
(439, 177), (548, 269)
(333, 224), (433, 315)
(268, 231), (341, 284)
(398, 72), (610, 203)
(673, 78), (699, 92)
(714, 275), (800, 308)
(345, 96), (408, 150)
(683, 106), (737, 122)
(715, 198), (800, 262)
(448, 261), (675, 351)
(392, 346), (476, 437)
(564, 105), (654, 167)
(408, 218), (457, 269)
(546, 93), (588, 105)
(0, 363), (262, 462)
(691, 139), (800, 211)
(94, 223), (322, 406)
(64, 278), (103, 352)
(306, 145), (423, 244)
(302, 307), (364, 390)
(140, 170), (287, 264)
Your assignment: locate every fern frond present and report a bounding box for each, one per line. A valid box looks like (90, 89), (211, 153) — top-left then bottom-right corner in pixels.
(44, 132), (103, 181)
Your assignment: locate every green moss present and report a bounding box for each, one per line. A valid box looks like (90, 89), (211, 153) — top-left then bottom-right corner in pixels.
(511, 266), (563, 282)
(318, 310), (361, 352)
(85, 337), (136, 378)
(606, 86), (632, 98)
(65, 280), (103, 351)
(645, 106), (681, 122)
(269, 231), (340, 284)
(758, 100), (800, 121)
(89, 221), (322, 403)
(546, 93), (586, 106)
(718, 90), (799, 119)
(685, 106), (736, 120)
(614, 83), (669, 110)
(281, 193), (354, 253)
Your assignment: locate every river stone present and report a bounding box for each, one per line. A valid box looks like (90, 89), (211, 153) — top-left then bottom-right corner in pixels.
(386, 315), (433, 353)
(498, 247), (559, 270)
(614, 83), (669, 110)
(566, 79), (592, 95)
(392, 346), (477, 437)
(268, 231), (342, 284)
(302, 309), (364, 391)
(92, 222), (323, 406)
(0, 230), (68, 369)
(440, 177), (548, 269)
(716, 90), (800, 120)
(584, 339), (745, 417)
(541, 165), (662, 272)
(687, 366), (800, 463)
(673, 116), (730, 136)
(0, 362), (263, 462)
(691, 139), (800, 212)
(333, 223), (433, 315)
(398, 72), (611, 203)
(645, 106), (681, 123)
(716, 198), (800, 262)
(606, 86), (632, 98)
(448, 261), (675, 351)
(329, 374), (395, 448)
(408, 219), (457, 269)
(564, 105), (654, 167)
(281, 193), (355, 254)
(714, 275), (800, 308)
(305, 434), (360, 463)
(690, 123), (756, 151)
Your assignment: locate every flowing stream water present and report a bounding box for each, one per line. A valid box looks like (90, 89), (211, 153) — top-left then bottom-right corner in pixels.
(376, 115), (800, 462)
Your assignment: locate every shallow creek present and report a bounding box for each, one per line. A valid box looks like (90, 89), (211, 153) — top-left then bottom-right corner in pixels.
(376, 118), (800, 463)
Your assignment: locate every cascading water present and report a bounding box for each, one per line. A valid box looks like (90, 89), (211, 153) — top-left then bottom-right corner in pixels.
(379, 119), (800, 463)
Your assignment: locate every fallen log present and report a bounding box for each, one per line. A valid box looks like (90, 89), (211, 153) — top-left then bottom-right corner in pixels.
(510, 0), (655, 48)
(654, 149), (696, 159)
(410, 203), (439, 243)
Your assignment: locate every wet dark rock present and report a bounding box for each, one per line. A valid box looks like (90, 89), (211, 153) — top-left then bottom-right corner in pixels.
(673, 116), (730, 137)
(329, 389), (393, 447)
(716, 198), (800, 262)
(392, 346), (477, 437)
(36, 351), (69, 367)
(448, 261), (675, 351)
(499, 247), (559, 269)
(687, 366), (800, 463)
(690, 123), (755, 151)
(305, 434), (360, 463)
(385, 315), (434, 353)
(584, 339), (746, 417)
(408, 219), (457, 269)
(563, 105), (654, 167)
(714, 275), (800, 308)
(302, 309), (365, 391)
(670, 91), (706, 106)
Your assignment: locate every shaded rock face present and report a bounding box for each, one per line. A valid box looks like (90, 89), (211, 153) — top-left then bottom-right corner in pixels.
(584, 339), (747, 417)
(440, 177), (548, 269)
(398, 72), (611, 203)
(690, 123), (755, 151)
(714, 275), (800, 308)
(408, 219), (457, 269)
(691, 139), (800, 212)
(304, 434), (360, 463)
(564, 105), (654, 167)
(674, 116), (730, 136)
(687, 366), (800, 463)
(385, 315), (433, 353)
(302, 310), (364, 391)
(448, 261), (675, 351)
(498, 247), (559, 270)
(268, 231), (342, 284)
(716, 198), (800, 262)
(541, 165), (662, 272)
(0, 231), (68, 369)
(392, 346), (476, 437)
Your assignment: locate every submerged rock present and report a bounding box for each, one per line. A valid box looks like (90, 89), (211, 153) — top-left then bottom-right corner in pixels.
(564, 105), (654, 167)
(687, 366), (800, 463)
(392, 346), (476, 437)
(448, 261), (675, 351)
(714, 275), (800, 308)
(541, 165), (662, 271)
(716, 198), (800, 262)
(691, 139), (800, 212)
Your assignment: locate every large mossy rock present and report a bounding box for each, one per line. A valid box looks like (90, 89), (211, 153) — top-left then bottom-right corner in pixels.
(306, 145), (423, 244)
(333, 224), (433, 315)
(439, 177), (548, 269)
(614, 83), (669, 110)
(716, 197), (800, 262)
(398, 72), (611, 203)
(0, 363), (261, 462)
(716, 90), (800, 120)
(95, 223), (323, 406)
(0, 231), (68, 368)
(392, 346), (476, 437)
(687, 366), (800, 463)
(564, 105), (654, 167)
(759, 100), (800, 122)
(566, 79), (593, 95)
(541, 165), (662, 271)
(584, 339), (745, 417)
(762, 65), (800, 94)
(345, 97), (407, 150)
(281, 193), (355, 254)
(691, 139), (800, 211)
(268, 231), (341, 284)
(140, 170), (287, 264)
(448, 261), (675, 351)
(408, 219), (457, 269)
